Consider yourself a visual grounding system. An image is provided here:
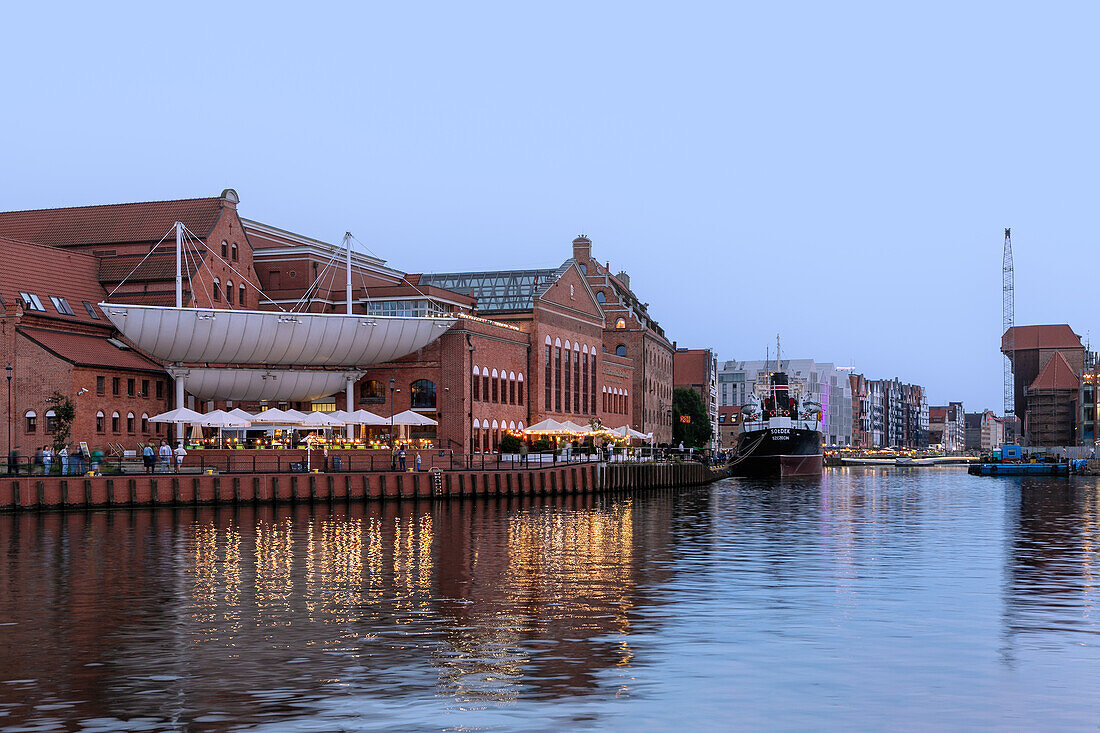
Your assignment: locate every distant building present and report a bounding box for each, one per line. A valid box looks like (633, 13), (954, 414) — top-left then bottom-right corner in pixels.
(846, 374), (927, 448)
(849, 373), (870, 448)
(719, 358), (852, 446)
(965, 410), (1004, 452)
(716, 405), (741, 451)
(674, 348), (719, 450)
(1024, 351), (1079, 446)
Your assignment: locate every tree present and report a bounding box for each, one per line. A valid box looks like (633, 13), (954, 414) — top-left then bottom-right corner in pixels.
(47, 391), (76, 454)
(672, 387), (712, 449)
(499, 432), (522, 454)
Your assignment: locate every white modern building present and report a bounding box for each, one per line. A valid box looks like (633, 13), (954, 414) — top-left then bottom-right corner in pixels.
(719, 358), (854, 446)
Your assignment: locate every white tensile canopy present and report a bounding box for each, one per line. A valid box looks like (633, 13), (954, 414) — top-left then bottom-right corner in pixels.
(389, 410), (438, 426)
(100, 303), (456, 366)
(149, 407), (205, 424)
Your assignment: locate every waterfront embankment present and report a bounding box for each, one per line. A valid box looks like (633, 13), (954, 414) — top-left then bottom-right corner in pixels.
(0, 461), (724, 511)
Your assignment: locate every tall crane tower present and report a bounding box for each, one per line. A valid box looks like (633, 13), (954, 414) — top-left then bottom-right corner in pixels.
(1003, 228), (1015, 419)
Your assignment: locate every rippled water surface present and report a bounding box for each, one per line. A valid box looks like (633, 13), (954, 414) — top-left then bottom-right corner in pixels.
(3, 468), (1100, 731)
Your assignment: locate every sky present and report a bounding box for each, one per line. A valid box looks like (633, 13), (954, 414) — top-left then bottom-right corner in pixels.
(2, 1), (1098, 412)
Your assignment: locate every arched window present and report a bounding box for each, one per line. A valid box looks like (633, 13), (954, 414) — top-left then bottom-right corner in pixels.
(554, 339), (562, 411)
(564, 347), (571, 412)
(573, 344), (581, 413)
(544, 337), (552, 410)
(491, 369), (499, 403)
(509, 371), (516, 404)
(225, 280), (234, 306)
(517, 373), (525, 406)
(231, 242), (239, 261)
(410, 379), (436, 408)
(111, 411), (120, 433)
(45, 409), (57, 434)
(596, 291), (606, 303)
(141, 413), (149, 433)
(221, 240), (228, 259)
(212, 278), (221, 302)
(126, 412), (135, 433)
(239, 283), (246, 307)
(360, 379), (385, 403)
(616, 344), (627, 357)
(24, 410), (36, 433)
(615, 318), (626, 329)
(473, 366), (481, 401)
(96, 410), (105, 433)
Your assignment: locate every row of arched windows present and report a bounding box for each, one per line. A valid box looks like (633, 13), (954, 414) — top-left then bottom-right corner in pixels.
(24, 409), (161, 435)
(212, 278), (246, 307)
(602, 386), (628, 415)
(473, 419), (525, 453)
(358, 379), (437, 409)
(472, 366), (524, 405)
(544, 337), (597, 415)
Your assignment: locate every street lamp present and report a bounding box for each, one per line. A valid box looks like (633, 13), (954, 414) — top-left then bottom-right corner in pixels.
(5, 364), (12, 473)
(389, 378), (397, 469)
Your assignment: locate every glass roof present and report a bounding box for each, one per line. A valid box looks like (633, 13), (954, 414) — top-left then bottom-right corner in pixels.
(419, 266), (565, 314)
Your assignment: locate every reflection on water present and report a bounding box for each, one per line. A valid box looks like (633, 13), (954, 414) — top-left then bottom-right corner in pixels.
(2, 473), (1100, 730)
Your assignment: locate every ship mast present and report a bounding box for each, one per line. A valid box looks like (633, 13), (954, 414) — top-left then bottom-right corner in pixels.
(344, 232), (355, 439)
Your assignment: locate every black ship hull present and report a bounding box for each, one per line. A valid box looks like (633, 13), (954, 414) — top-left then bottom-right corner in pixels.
(730, 427), (823, 477)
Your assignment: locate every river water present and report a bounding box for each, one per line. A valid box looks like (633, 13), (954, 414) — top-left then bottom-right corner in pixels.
(1, 468), (1098, 731)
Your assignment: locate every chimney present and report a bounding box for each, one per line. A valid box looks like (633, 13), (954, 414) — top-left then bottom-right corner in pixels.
(616, 270), (630, 290)
(572, 234), (591, 263)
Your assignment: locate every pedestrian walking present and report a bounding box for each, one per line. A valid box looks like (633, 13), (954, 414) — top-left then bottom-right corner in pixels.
(142, 444), (155, 474)
(33, 446), (43, 475)
(158, 440), (172, 473)
(174, 442), (187, 473)
(415, 453), (422, 471)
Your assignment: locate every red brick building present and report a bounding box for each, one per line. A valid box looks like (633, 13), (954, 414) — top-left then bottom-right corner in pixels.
(0, 193), (679, 457)
(673, 347), (719, 450)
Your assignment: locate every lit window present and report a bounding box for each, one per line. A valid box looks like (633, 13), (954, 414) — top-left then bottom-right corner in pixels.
(615, 318), (626, 329)
(18, 292), (44, 311)
(49, 296), (75, 315)
(410, 379), (437, 408)
(83, 301), (100, 319)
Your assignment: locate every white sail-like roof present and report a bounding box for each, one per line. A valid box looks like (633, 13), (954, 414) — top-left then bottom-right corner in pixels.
(177, 368), (358, 402)
(100, 303), (455, 366)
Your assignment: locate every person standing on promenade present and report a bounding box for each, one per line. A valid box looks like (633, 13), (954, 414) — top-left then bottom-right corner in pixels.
(398, 447), (407, 471)
(42, 445), (52, 475)
(158, 440), (172, 473)
(143, 444), (155, 474)
(174, 442), (187, 473)
(58, 444), (68, 476)
(415, 453), (421, 471)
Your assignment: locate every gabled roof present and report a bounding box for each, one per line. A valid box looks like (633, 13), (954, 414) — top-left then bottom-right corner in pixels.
(1002, 324), (1082, 352)
(18, 327), (164, 373)
(98, 251), (205, 282)
(0, 196), (227, 248)
(1028, 351), (1080, 392)
(0, 235), (108, 325)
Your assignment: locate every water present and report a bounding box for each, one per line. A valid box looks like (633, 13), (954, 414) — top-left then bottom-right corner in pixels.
(1, 468), (1099, 731)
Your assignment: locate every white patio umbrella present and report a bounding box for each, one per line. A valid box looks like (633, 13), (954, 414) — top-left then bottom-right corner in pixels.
(346, 409), (388, 426)
(301, 411), (345, 427)
(282, 409), (309, 422)
(389, 410), (438, 426)
(559, 420), (591, 434)
(149, 407), (205, 424)
(248, 408), (300, 424)
(227, 408), (254, 421)
(198, 409), (251, 428)
(523, 418), (570, 434)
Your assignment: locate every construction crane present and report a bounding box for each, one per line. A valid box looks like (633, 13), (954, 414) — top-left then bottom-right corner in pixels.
(1003, 228), (1015, 420)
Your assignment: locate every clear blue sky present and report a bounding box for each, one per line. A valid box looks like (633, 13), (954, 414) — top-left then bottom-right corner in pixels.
(3, 1), (1096, 412)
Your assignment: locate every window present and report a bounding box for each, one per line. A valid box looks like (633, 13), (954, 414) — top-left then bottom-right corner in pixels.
(226, 280), (234, 306)
(112, 377), (120, 396)
(126, 412), (135, 433)
(221, 241), (228, 259)
(19, 292), (44, 311)
(366, 299), (451, 318)
(509, 373), (516, 404)
(96, 411), (104, 432)
(544, 344), (552, 409)
(141, 413), (149, 433)
(24, 411), (36, 433)
(491, 370), (499, 403)
(156, 380), (164, 399)
(582, 354), (589, 414)
(45, 409), (57, 434)
(111, 412), (120, 432)
(564, 349), (571, 413)
(579, 263), (587, 274)
(473, 366), (481, 400)
(410, 379), (437, 408)
(359, 379), (385, 403)
(213, 278), (221, 302)
(96, 376), (105, 395)
(49, 296), (75, 315)
(615, 318), (626, 329)
(517, 374), (524, 406)
(590, 353), (597, 414)
(127, 378), (135, 397)
(231, 242), (239, 261)
(555, 345), (562, 411)
(141, 379), (149, 397)
(616, 344), (627, 357)
(239, 283), (246, 306)
(596, 291), (606, 303)
(483, 373), (489, 403)
(574, 349), (581, 412)
(83, 301), (100, 319)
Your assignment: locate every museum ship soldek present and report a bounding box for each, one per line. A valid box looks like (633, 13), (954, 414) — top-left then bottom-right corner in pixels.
(731, 367), (824, 477)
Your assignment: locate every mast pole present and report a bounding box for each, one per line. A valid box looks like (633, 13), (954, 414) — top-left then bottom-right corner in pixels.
(175, 221), (183, 309)
(345, 232), (355, 440)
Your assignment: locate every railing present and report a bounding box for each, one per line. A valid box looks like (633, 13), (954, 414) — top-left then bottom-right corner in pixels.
(1, 450), (606, 476)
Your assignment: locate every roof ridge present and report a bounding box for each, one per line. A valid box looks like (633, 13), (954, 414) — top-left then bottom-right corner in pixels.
(0, 195), (224, 216)
(0, 233), (100, 260)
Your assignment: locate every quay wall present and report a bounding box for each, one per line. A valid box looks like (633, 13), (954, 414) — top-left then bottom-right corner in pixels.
(0, 462), (724, 512)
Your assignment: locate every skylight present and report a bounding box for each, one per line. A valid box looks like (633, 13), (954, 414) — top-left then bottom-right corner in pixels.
(50, 296), (75, 316)
(19, 292), (44, 311)
(83, 301), (100, 319)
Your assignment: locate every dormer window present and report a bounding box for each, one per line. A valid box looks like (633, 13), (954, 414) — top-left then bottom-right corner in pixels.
(18, 292), (44, 311)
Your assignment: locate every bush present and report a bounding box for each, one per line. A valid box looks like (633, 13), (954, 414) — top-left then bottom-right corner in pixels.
(499, 433), (523, 454)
